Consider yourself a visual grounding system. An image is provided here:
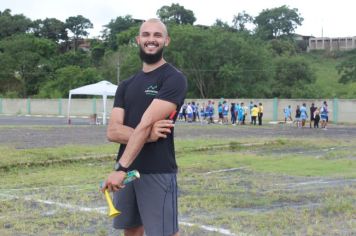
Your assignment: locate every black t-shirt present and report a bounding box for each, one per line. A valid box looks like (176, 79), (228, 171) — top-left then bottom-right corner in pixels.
(310, 106), (317, 119)
(113, 63), (187, 173)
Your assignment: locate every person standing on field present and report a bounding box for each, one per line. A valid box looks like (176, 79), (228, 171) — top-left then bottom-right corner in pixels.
(251, 104), (258, 125)
(258, 102), (263, 126)
(300, 103), (308, 127)
(295, 105), (301, 128)
(320, 101), (329, 130)
(309, 103), (317, 128)
(101, 18), (187, 236)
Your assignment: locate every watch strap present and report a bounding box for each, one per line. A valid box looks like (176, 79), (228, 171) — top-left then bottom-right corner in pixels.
(115, 162), (128, 172)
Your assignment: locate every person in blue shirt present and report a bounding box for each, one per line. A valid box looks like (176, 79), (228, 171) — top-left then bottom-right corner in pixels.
(238, 103), (244, 125)
(249, 101), (254, 124)
(206, 100), (215, 124)
(222, 100), (229, 124)
(284, 105), (293, 123)
(320, 101), (329, 130)
(300, 103), (308, 127)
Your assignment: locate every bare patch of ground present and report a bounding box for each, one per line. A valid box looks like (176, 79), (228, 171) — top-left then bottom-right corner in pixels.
(1, 116), (356, 149)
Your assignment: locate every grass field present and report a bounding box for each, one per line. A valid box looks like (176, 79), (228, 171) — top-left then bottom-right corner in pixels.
(0, 124), (355, 235)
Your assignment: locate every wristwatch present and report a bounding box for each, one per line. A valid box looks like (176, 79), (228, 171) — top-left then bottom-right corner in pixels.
(114, 162), (128, 172)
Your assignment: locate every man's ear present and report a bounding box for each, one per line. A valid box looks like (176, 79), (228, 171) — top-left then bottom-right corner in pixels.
(165, 36), (171, 46)
(136, 36), (140, 45)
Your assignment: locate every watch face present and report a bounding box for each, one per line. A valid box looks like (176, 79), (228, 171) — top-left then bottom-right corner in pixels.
(114, 162), (120, 171)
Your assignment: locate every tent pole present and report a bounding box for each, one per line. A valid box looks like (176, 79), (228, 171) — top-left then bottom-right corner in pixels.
(103, 95), (107, 125)
(67, 92), (72, 124)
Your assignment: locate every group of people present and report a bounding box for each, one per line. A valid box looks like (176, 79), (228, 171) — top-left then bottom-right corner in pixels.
(178, 100), (264, 126)
(284, 101), (329, 129)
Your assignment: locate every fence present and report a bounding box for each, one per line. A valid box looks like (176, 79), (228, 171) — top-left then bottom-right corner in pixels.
(0, 98), (355, 124)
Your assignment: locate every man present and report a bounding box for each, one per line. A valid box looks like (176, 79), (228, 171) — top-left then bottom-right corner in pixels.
(258, 102), (263, 126)
(309, 103), (317, 128)
(102, 19), (187, 236)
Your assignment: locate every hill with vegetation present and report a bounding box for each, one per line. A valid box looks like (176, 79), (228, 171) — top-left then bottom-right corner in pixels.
(301, 50), (356, 98)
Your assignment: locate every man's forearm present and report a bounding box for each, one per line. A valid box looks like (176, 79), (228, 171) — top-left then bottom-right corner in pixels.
(117, 123), (152, 168)
(107, 123), (134, 144)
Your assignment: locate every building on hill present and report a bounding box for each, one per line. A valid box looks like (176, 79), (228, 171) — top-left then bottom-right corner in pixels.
(293, 34), (315, 51)
(308, 36), (356, 51)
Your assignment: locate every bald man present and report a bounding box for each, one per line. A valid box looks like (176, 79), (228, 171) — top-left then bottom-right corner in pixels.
(102, 19), (187, 236)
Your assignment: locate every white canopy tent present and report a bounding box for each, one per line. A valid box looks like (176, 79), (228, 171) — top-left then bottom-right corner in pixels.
(67, 80), (118, 125)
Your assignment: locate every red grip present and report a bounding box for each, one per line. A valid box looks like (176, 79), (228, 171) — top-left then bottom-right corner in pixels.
(168, 110), (177, 120)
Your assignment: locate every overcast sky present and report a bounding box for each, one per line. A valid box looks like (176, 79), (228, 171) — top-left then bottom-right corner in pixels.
(2, 0), (355, 38)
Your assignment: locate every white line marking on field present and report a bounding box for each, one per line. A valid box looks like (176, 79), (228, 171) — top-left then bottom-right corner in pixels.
(0, 193), (237, 236)
(0, 193), (105, 214)
(204, 167), (246, 175)
(180, 221), (237, 235)
(274, 179), (356, 187)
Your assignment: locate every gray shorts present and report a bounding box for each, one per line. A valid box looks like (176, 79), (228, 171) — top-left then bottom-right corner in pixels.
(113, 173), (179, 236)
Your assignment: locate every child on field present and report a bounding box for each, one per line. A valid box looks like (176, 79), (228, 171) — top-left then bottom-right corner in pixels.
(314, 108), (320, 128)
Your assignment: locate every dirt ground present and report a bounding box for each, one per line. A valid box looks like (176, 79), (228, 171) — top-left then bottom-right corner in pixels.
(1, 116), (355, 235)
(1, 116), (356, 149)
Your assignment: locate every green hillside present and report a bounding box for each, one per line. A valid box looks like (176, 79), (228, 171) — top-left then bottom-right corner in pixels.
(301, 51), (356, 98)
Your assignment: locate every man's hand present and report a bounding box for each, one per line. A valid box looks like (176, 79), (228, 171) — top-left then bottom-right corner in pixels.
(147, 120), (174, 142)
(101, 171), (127, 192)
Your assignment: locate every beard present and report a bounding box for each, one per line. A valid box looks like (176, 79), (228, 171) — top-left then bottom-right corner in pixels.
(139, 46), (164, 64)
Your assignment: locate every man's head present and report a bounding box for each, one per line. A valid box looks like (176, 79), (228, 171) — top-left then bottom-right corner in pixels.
(136, 18), (170, 64)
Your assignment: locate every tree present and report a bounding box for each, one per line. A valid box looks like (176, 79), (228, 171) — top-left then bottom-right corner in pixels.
(268, 39), (296, 56)
(38, 66), (103, 98)
(254, 5), (303, 40)
(212, 19), (234, 32)
(52, 50), (91, 69)
(0, 9), (32, 39)
(232, 11), (254, 32)
(272, 56), (316, 98)
(102, 15), (141, 50)
(91, 44), (105, 67)
(31, 18), (68, 43)
(164, 25), (273, 98)
(157, 3), (196, 25)
(65, 15), (93, 51)
(0, 34), (56, 97)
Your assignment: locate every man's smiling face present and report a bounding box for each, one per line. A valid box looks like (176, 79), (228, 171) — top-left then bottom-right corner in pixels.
(136, 19), (170, 64)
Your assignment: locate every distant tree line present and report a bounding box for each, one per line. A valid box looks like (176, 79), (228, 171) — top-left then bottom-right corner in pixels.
(0, 4), (354, 99)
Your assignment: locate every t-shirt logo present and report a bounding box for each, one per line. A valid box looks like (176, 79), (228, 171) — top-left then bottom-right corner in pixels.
(144, 85), (158, 96)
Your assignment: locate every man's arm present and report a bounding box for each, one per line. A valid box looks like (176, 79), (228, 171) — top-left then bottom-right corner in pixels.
(107, 107), (174, 144)
(102, 99), (176, 192)
(107, 107), (133, 144)
(117, 98), (176, 168)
